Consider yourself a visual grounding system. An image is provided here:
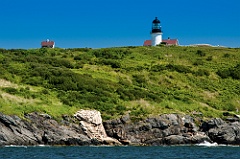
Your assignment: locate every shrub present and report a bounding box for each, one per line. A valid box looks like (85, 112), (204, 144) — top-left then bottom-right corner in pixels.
(193, 59), (204, 66)
(130, 107), (149, 121)
(217, 64), (240, 79)
(166, 64), (192, 73)
(133, 74), (147, 85)
(2, 87), (18, 94)
(223, 53), (230, 58)
(151, 64), (166, 72)
(41, 89), (50, 95)
(195, 69), (210, 76)
(230, 64), (240, 79)
(67, 48), (91, 52)
(226, 103), (236, 111)
(73, 56), (82, 61)
(91, 48), (131, 59)
(206, 56), (213, 61)
(100, 59), (121, 68)
(196, 50), (206, 56)
(73, 53), (92, 62)
(217, 69), (231, 78)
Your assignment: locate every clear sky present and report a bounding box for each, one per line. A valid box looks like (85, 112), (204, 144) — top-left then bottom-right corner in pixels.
(0, 0), (239, 49)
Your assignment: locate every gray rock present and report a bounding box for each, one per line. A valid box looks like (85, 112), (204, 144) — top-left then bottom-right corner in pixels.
(1, 111), (240, 146)
(202, 119), (240, 145)
(201, 118), (225, 132)
(164, 135), (190, 145)
(120, 114), (130, 124)
(0, 112), (93, 146)
(104, 113), (214, 146)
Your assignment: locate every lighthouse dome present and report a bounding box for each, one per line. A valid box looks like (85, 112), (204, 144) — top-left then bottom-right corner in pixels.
(151, 17), (162, 33)
(152, 17), (160, 23)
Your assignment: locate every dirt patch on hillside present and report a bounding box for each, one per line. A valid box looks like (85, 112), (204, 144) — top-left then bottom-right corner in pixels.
(0, 79), (18, 88)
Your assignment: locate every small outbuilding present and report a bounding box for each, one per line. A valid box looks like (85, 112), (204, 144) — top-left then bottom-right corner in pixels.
(41, 39), (55, 48)
(162, 38), (179, 46)
(143, 38), (179, 46)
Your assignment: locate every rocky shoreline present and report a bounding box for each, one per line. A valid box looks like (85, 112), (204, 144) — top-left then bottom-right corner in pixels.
(1, 110), (240, 146)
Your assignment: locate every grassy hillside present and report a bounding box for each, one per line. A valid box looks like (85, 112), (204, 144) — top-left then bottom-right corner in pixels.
(0, 46), (239, 120)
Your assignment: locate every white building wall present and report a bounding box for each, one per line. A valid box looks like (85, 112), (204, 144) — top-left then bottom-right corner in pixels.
(151, 33), (162, 46)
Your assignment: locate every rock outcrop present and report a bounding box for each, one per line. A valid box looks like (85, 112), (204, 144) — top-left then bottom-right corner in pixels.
(1, 111), (240, 146)
(104, 114), (211, 146)
(0, 112), (92, 146)
(201, 118), (240, 145)
(0, 110), (121, 146)
(74, 110), (121, 145)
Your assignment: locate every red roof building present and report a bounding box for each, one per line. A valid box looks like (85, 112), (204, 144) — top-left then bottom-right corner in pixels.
(41, 39), (55, 48)
(162, 39), (179, 45)
(143, 38), (179, 46)
(143, 40), (152, 46)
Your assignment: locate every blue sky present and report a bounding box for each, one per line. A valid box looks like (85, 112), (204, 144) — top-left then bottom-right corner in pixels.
(0, 0), (239, 49)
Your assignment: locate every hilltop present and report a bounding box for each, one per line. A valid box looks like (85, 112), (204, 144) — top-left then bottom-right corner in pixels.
(0, 46), (240, 121)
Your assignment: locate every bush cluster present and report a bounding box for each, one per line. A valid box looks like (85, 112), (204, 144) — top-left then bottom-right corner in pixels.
(217, 64), (240, 79)
(91, 48), (131, 59)
(151, 64), (193, 74)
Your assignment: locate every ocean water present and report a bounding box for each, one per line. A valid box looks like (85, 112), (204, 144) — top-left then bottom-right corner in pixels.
(0, 145), (240, 159)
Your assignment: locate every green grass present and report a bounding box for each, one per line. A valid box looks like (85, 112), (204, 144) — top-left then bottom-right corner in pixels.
(0, 46), (239, 121)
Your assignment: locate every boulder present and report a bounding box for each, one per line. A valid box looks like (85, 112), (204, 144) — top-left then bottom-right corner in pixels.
(74, 109), (121, 145)
(201, 119), (240, 145)
(164, 135), (190, 145)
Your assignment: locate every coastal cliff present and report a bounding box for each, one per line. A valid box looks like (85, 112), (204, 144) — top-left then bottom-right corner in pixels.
(1, 110), (240, 146)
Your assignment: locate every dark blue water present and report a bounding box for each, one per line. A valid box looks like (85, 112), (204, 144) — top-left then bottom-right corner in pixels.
(0, 145), (240, 159)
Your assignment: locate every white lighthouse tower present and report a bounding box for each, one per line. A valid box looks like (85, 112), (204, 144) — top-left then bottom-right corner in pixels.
(151, 17), (162, 46)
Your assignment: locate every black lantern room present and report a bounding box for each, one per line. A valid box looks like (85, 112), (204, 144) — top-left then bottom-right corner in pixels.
(151, 17), (162, 33)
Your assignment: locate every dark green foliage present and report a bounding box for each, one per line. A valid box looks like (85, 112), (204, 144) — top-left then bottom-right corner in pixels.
(226, 103), (236, 111)
(223, 53), (230, 58)
(151, 64), (192, 74)
(73, 56), (81, 60)
(130, 106), (150, 121)
(73, 53), (92, 62)
(41, 89), (49, 94)
(118, 77), (131, 86)
(206, 56), (213, 61)
(91, 48), (131, 59)
(66, 48), (92, 52)
(151, 64), (166, 72)
(116, 86), (162, 103)
(1, 87), (37, 99)
(2, 87), (18, 94)
(196, 50), (206, 56)
(160, 42), (167, 45)
(231, 64), (240, 79)
(166, 64), (192, 74)
(217, 64), (240, 79)
(99, 59), (121, 68)
(193, 59), (204, 66)
(195, 69), (210, 76)
(217, 69), (231, 78)
(132, 74), (147, 86)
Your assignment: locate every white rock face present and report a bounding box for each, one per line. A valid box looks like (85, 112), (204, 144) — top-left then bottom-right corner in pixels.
(74, 109), (121, 145)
